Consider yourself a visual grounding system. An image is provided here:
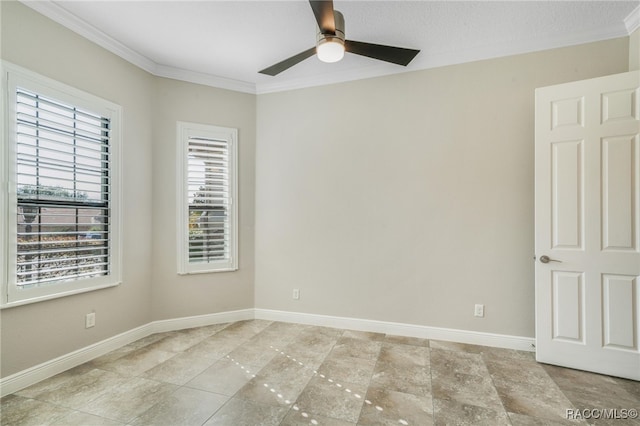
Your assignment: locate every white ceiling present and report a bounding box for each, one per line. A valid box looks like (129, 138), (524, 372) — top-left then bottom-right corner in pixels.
(22, 1), (640, 94)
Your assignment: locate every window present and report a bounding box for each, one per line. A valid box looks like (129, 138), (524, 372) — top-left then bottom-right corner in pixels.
(2, 63), (121, 307)
(177, 122), (238, 274)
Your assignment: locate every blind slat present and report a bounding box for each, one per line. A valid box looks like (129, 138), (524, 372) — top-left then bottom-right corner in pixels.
(18, 253), (107, 267)
(17, 103), (109, 132)
(17, 155), (108, 175)
(17, 111), (109, 138)
(17, 240), (109, 249)
(17, 134), (109, 156)
(17, 262), (109, 276)
(17, 215), (109, 222)
(17, 120), (108, 145)
(17, 246), (108, 256)
(17, 91), (109, 123)
(18, 230), (107, 237)
(17, 269), (109, 287)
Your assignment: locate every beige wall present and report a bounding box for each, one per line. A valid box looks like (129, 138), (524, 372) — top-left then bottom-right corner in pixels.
(254, 38), (629, 338)
(150, 78), (256, 320)
(1, 1), (154, 376)
(0, 1), (256, 377)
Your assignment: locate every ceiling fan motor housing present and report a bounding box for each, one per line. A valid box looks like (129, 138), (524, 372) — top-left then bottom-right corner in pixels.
(316, 10), (345, 54)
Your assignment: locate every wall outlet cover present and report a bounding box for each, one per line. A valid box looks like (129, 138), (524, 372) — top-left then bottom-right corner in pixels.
(85, 312), (96, 328)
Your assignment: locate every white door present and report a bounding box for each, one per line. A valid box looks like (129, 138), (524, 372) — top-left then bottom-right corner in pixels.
(535, 71), (640, 380)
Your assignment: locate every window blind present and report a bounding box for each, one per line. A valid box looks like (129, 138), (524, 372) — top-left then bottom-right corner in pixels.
(15, 88), (111, 287)
(187, 136), (231, 263)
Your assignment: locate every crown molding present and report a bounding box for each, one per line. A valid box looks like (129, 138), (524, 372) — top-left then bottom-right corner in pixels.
(625, 4), (640, 34)
(154, 64), (256, 95)
(19, 0), (258, 94)
(21, 0), (157, 75)
(19, 0), (639, 96)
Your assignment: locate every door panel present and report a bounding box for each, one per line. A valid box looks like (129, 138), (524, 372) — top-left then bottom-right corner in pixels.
(602, 275), (637, 350)
(551, 97), (584, 129)
(601, 135), (638, 252)
(535, 71), (640, 380)
(552, 271), (584, 342)
(551, 140), (584, 249)
(601, 89), (638, 123)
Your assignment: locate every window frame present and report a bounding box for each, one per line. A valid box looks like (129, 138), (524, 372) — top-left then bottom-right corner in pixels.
(176, 121), (238, 274)
(1, 62), (122, 308)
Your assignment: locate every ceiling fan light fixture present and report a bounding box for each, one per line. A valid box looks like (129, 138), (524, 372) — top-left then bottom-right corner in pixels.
(316, 10), (345, 63)
(316, 38), (345, 63)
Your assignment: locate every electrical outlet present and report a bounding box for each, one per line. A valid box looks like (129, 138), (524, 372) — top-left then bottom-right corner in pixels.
(292, 289), (300, 300)
(474, 304), (484, 318)
(85, 312), (96, 328)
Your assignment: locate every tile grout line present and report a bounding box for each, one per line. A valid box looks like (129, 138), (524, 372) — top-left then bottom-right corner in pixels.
(282, 328), (333, 425)
(358, 335), (384, 425)
(428, 341), (436, 426)
(207, 322), (311, 426)
(195, 320), (286, 426)
(278, 327), (348, 425)
(479, 351), (514, 426)
(126, 322), (247, 426)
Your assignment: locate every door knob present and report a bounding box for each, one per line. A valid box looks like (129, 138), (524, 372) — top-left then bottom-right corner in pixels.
(539, 255), (561, 264)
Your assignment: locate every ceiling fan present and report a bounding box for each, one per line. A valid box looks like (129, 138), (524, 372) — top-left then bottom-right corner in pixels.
(259, 0), (420, 76)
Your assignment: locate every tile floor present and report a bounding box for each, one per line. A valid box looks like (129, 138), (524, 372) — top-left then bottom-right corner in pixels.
(1, 320), (638, 425)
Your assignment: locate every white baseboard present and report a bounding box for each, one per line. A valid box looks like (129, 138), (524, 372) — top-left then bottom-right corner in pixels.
(0, 307), (534, 397)
(0, 323), (153, 397)
(254, 308), (535, 352)
(150, 308), (254, 334)
(0, 308), (253, 397)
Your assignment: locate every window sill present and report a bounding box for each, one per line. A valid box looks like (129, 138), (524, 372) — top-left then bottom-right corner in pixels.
(177, 267), (238, 276)
(0, 281), (122, 310)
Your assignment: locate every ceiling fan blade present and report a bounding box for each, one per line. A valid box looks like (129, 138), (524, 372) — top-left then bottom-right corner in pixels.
(309, 0), (336, 34)
(258, 47), (317, 76)
(345, 40), (420, 66)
